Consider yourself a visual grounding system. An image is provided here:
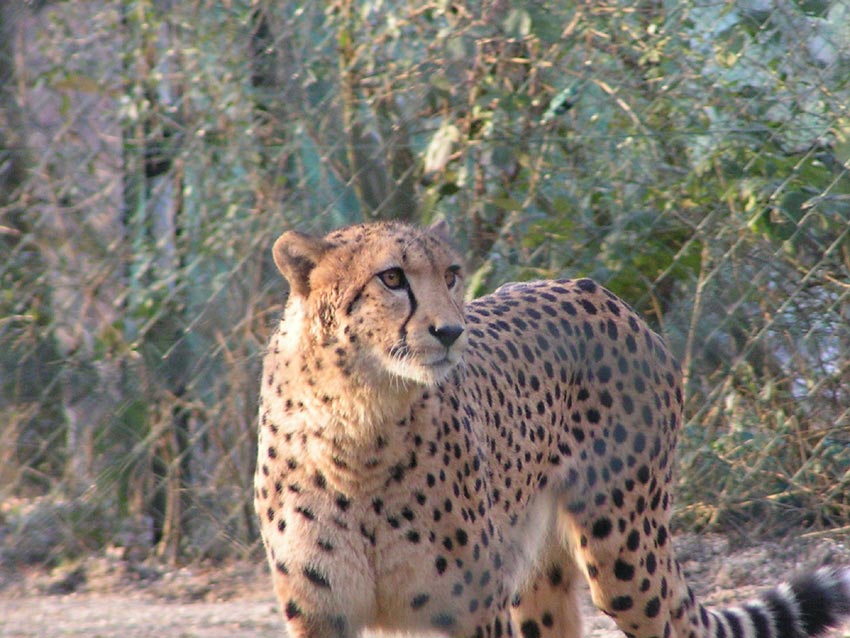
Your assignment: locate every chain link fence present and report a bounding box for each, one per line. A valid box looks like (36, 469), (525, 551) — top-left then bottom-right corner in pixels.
(1, 0), (849, 570)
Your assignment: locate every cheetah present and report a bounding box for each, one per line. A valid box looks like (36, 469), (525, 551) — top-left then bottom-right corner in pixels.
(254, 221), (850, 638)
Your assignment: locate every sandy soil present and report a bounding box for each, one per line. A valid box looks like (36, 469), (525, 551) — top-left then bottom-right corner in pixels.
(1, 534), (849, 638)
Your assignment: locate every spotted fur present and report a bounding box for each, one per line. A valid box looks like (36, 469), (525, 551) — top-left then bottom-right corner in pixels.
(254, 221), (850, 638)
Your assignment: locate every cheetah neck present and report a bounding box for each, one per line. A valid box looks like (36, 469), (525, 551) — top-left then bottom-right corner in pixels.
(267, 309), (425, 444)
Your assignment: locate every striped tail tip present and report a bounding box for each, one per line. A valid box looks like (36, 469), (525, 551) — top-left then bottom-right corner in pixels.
(786, 567), (850, 637)
(717, 567), (850, 638)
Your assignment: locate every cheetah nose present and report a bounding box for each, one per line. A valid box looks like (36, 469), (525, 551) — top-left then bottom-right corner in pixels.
(429, 324), (465, 348)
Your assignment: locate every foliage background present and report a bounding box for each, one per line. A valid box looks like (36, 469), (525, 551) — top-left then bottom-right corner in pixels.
(1, 0), (848, 567)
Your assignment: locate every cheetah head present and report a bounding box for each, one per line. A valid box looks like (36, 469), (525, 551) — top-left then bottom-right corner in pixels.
(272, 221), (468, 388)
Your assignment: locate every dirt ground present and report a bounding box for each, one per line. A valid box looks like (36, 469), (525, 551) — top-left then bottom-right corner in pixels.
(1, 534), (849, 638)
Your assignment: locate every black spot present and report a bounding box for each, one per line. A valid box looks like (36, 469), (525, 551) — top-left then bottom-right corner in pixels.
(431, 613), (456, 629)
(645, 596), (661, 618)
(548, 565), (563, 587)
(407, 530), (421, 543)
(577, 279), (597, 293)
(612, 488), (624, 507)
(275, 560), (289, 575)
(580, 299), (597, 315)
(592, 517), (613, 539)
(646, 552), (657, 574)
(389, 463), (406, 482)
(295, 506), (315, 521)
(626, 530), (640, 551)
(303, 565), (331, 589)
(612, 595), (634, 611)
(360, 523), (376, 546)
(593, 343), (605, 362)
(613, 422), (627, 442)
(650, 489), (662, 511)
(455, 528), (469, 546)
(520, 619), (542, 638)
(411, 593), (430, 609)
(567, 499), (586, 514)
(614, 559), (635, 581)
(435, 556), (448, 574)
(285, 599), (302, 619)
(335, 494), (351, 511)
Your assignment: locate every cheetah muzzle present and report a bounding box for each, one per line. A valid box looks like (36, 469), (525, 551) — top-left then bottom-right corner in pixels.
(254, 221), (850, 638)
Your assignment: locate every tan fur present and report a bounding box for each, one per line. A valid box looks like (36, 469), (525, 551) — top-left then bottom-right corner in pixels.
(254, 222), (850, 638)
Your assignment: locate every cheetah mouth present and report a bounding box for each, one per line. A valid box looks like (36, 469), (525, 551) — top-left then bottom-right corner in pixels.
(384, 340), (462, 384)
(426, 356), (454, 368)
(389, 343), (457, 366)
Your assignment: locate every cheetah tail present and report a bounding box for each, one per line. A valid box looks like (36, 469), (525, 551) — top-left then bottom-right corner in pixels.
(709, 567), (850, 638)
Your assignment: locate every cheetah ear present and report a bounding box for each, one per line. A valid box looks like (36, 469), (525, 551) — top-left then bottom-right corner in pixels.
(272, 231), (330, 298)
(428, 218), (451, 243)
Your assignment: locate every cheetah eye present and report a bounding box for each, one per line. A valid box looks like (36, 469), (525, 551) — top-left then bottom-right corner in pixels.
(378, 267), (408, 290)
(445, 266), (461, 289)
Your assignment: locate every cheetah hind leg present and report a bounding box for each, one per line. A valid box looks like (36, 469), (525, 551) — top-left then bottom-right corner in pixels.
(558, 501), (682, 638)
(560, 504), (850, 638)
(509, 548), (583, 638)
